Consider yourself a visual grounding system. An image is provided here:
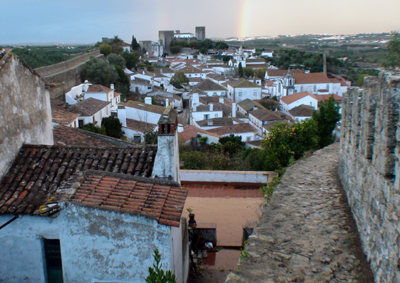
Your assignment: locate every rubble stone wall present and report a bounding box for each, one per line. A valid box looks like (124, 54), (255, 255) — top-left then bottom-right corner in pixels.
(34, 50), (104, 99)
(338, 73), (400, 282)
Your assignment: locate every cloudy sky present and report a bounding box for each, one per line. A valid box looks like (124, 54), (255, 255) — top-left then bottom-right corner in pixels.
(2, 0), (400, 44)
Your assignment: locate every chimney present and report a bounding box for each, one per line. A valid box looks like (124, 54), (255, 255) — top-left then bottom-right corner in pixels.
(160, 68), (163, 74)
(254, 106), (258, 111)
(207, 120), (213, 126)
(209, 103), (213, 111)
(232, 102), (237, 118)
(178, 123), (184, 133)
(110, 83), (114, 90)
(117, 106), (127, 127)
(152, 106), (180, 183)
(192, 93), (200, 107)
(166, 98), (169, 108)
(145, 97), (152, 105)
(219, 97), (224, 104)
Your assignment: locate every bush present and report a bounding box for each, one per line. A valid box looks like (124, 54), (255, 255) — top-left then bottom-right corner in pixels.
(101, 116), (123, 138)
(146, 249), (176, 283)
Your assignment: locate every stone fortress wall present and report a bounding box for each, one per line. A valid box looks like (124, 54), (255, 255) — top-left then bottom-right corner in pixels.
(338, 73), (400, 282)
(34, 50), (104, 99)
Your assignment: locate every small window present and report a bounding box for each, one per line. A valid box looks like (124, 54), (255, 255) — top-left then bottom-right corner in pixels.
(43, 239), (64, 283)
(133, 136), (141, 143)
(246, 137), (251, 141)
(213, 92), (217, 96)
(204, 114), (210, 120)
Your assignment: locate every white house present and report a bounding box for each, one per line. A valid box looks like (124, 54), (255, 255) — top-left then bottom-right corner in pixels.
(261, 50), (274, 57)
(120, 98), (167, 125)
(226, 79), (262, 103)
(289, 105), (315, 122)
(280, 92), (319, 112)
(130, 80), (153, 94)
(65, 82), (121, 111)
(293, 72), (348, 96)
(248, 108), (290, 135)
(68, 98), (112, 128)
(208, 123), (258, 142)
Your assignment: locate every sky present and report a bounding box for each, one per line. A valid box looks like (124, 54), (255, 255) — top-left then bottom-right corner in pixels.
(1, 0), (400, 45)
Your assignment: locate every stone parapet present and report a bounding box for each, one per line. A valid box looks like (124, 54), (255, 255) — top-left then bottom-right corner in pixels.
(338, 73), (400, 282)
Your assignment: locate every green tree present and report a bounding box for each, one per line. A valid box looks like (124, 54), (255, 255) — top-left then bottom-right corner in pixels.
(144, 128), (158, 144)
(109, 35), (124, 55)
(170, 72), (189, 89)
(81, 57), (118, 87)
(146, 249), (177, 283)
(107, 53), (126, 68)
(243, 67), (254, 78)
(189, 40), (199, 49)
(312, 95), (341, 148)
(82, 123), (106, 135)
(255, 68), (266, 79)
(215, 41), (229, 50)
(101, 116), (123, 138)
(170, 46), (181, 54)
(99, 43), (112, 57)
(131, 35), (139, 51)
(238, 62), (244, 78)
(382, 31), (400, 69)
(122, 51), (140, 70)
(261, 120), (319, 171)
(115, 65), (130, 97)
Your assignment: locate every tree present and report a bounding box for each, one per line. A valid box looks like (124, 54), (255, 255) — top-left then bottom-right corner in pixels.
(122, 51), (140, 70)
(189, 40), (199, 49)
(131, 35), (140, 51)
(255, 68), (266, 79)
(115, 65), (130, 97)
(170, 72), (189, 89)
(170, 46), (181, 54)
(382, 31), (400, 69)
(261, 120), (319, 171)
(312, 95), (341, 148)
(107, 53), (126, 68)
(144, 128), (158, 144)
(215, 41), (229, 50)
(243, 67), (254, 78)
(99, 43), (112, 57)
(238, 62), (244, 78)
(101, 116), (123, 138)
(110, 35), (124, 55)
(81, 57), (118, 87)
(83, 123), (107, 135)
(145, 249), (176, 283)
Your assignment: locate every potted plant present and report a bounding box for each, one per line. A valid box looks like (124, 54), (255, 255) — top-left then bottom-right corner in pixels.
(187, 207), (196, 227)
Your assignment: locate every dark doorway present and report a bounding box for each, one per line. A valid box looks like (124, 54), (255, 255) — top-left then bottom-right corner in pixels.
(43, 239), (64, 283)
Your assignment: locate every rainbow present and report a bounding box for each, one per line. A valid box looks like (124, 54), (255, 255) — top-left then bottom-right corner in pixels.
(238, 1), (253, 38)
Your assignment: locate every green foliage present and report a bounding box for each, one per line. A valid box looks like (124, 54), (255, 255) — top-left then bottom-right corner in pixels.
(107, 53), (126, 68)
(312, 96), (341, 148)
(131, 35), (140, 51)
(81, 56), (118, 87)
(170, 72), (189, 89)
(238, 62), (244, 78)
(240, 249), (249, 258)
(255, 68), (266, 79)
(144, 128), (158, 144)
(189, 40), (199, 49)
(109, 35), (124, 55)
(218, 134), (245, 155)
(243, 67), (254, 78)
(146, 249), (177, 283)
(115, 65), (130, 96)
(259, 98), (279, 111)
(170, 46), (181, 54)
(199, 136), (208, 145)
(122, 51), (140, 70)
(261, 120), (319, 171)
(215, 41), (229, 50)
(99, 43), (112, 57)
(238, 148), (265, 171)
(82, 123), (106, 135)
(382, 31), (400, 69)
(357, 74), (370, 86)
(101, 116), (123, 138)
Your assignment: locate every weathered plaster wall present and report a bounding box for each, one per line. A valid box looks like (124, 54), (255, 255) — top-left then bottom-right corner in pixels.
(170, 218), (189, 283)
(34, 50), (105, 99)
(338, 73), (400, 282)
(153, 132), (180, 183)
(0, 215), (60, 283)
(180, 170), (278, 184)
(60, 205), (172, 283)
(0, 53), (53, 180)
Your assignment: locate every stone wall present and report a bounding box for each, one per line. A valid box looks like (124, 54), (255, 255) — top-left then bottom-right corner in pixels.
(338, 73), (400, 282)
(34, 50), (104, 99)
(0, 53), (53, 179)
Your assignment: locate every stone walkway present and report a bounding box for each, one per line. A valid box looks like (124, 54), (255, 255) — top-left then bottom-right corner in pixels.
(226, 143), (374, 283)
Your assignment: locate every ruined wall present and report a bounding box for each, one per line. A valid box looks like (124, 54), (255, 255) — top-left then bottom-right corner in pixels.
(338, 73), (400, 282)
(34, 50), (104, 99)
(0, 53), (53, 180)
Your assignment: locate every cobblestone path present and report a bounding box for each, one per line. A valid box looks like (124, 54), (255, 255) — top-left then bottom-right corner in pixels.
(226, 143), (374, 283)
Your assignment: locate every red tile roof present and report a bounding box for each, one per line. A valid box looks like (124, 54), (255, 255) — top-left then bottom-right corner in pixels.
(178, 125), (221, 143)
(208, 123), (257, 136)
(87, 84), (113, 93)
(52, 107), (79, 125)
(68, 98), (110, 116)
(70, 174), (187, 227)
(126, 119), (157, 133)
(280, 92), (317, 105)
(294, 72), (332, 84)
(289, 105), (315, 117)
(0, 145), (157, 215)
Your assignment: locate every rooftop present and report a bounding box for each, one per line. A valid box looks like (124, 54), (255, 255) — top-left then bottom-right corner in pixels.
(68, 98), (111, 116)
(208, 123), (257, 136)
(192, 79), (227, 92)
(289, 105), (315, 117)
(294, 72), (332, 84)
(126, 119), (157, 133)
(87, 84), (113, 93)
(52, 107), (79, 125)
(227, 79), (261, 88)
(120, 100), (166, 114)
(280, 92), (317, 105)
(178, 125), (221, 143)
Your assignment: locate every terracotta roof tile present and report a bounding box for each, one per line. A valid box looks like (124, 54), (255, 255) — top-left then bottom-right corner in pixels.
(87, 84), (113, 93)
(208, 123), (257, 136)
(294, 72), (332, 84)
(68, 98), (111, 116)
(120, 100), (166, 114)
(126, 119), (157, 133)
(280, 92), (318, 105)
(0, 145), (157, 216)
(289, 105), (315, 117)
(192, 79), (227, 92)
(178, 125), (221, 143)
(52, 107), (79, 125)
(70, 174), (187, 227)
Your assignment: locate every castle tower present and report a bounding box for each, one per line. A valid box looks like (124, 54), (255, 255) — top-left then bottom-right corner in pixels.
(195, 26), (206, 41)
(152, 105), (180, 183)
(159, 30), (174, 54)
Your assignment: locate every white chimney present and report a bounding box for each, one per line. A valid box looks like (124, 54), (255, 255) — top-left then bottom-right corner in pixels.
(145, 97), (152, 105)
(208, 120), (213, 126)
(219, 97), (224, 104)
(209, 103), (213, 111)
(110, 84), (114, 90)
(192, 93), (200, 107)
(232, 102), (237, 118)
(117, 106), (127, 127)
(166, 98), (169, 108)
(160, 68), (163, 74)
(193, 105), (197, 111)
(178, 124), (184, 133)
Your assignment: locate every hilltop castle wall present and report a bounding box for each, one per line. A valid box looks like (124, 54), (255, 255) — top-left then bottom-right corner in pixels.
(338, 73), (400, 282)
(34, 50), (104, 99)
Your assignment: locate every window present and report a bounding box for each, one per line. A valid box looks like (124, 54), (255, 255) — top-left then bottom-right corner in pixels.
(213, 92), (217, 96)
(133, 136), (141, 143)
(204, 114), (210, 120)
(214, 114), (218, 118)
(239, 92), (242, 97)
(78, 120), (84, 128)
(43, 239), (64, 283)
(246, 136), (251, 141)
